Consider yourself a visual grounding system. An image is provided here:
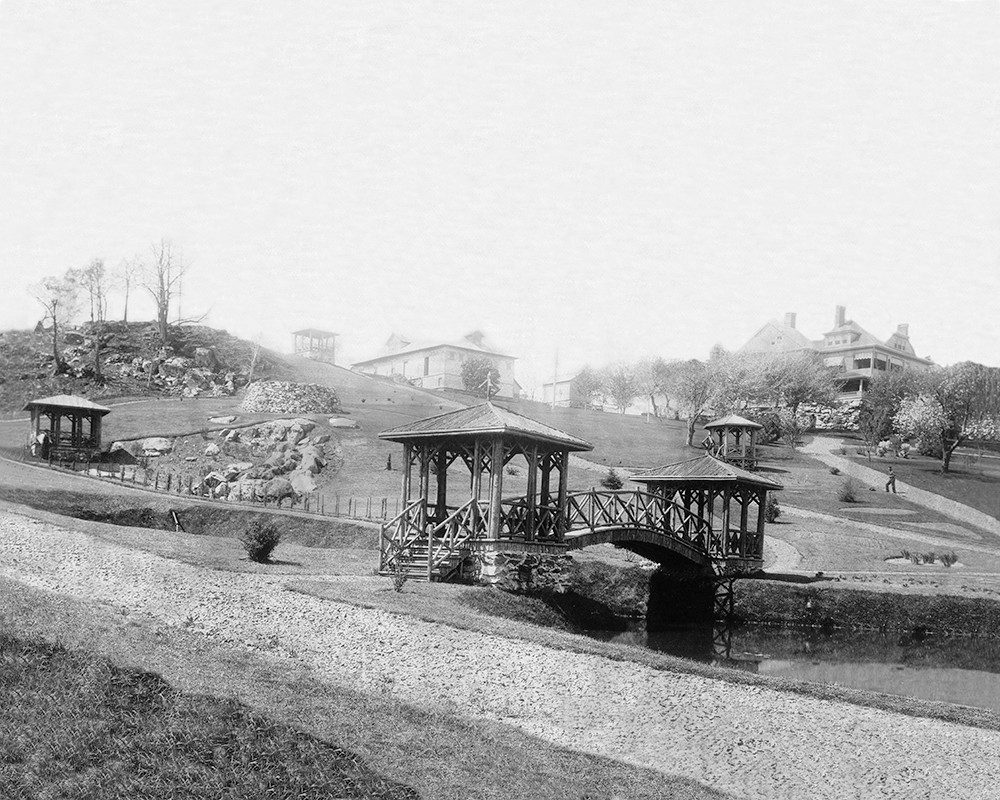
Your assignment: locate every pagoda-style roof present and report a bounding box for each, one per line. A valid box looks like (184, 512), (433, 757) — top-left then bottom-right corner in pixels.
(704, 414), (763, 431)
(631, 455), (782, 489)
(379, 402), (593, 452)
(23, 395), (112, 415)
(293, 328), (337, 338)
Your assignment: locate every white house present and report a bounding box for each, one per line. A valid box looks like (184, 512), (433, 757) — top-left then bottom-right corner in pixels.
(351, 330), (520, 398)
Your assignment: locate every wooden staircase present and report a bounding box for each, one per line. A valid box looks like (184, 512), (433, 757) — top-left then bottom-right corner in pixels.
(385, 538), (470, 582)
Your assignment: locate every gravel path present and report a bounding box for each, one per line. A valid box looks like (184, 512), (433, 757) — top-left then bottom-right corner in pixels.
(3, 509), (1000, 799)
(802, 437), (1000, 537)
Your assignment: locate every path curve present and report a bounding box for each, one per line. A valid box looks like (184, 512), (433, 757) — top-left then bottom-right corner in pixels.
(801, 436), (1000, 537)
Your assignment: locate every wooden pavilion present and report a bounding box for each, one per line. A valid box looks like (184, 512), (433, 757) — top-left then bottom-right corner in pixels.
(703, 414), (763, 470)
(378, 404), (782, 589)
(24, 394), (111, 460)
(292, 328), (337, 364)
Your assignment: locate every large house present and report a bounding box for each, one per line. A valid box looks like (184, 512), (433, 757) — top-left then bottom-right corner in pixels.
(351, 330), (520, 398)
(739, 305), (934, 397)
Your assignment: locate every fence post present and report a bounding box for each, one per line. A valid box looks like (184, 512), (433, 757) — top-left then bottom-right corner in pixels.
(335, 495), (340, 516)
(120, 467), (125, 483)
(166, 473), (172, 492)
(367, 496), (372, 518)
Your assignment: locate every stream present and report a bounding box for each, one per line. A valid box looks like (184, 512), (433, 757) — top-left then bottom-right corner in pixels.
(586, 622), (1000, 713)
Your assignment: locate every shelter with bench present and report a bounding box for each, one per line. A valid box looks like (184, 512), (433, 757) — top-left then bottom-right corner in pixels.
(24, 394), (111, 461)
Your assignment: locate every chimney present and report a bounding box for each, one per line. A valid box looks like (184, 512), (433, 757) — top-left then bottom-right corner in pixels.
(783, 312), (797, 329)
(896, 323), (909, 338)
(835, 305), (846, 327)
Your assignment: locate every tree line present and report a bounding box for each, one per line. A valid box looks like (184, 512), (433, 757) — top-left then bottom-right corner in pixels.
(30, 238), (195, 379)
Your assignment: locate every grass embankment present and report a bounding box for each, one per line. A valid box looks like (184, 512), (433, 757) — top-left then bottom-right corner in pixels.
(737, 579), (1000, 636)
(0, 634), (416, 800)
(0, 486), (377, 549)
(0, 579), (720, 800)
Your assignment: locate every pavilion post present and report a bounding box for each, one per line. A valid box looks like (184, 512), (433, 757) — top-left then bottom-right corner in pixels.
(418, 445), (430, 533)
(401, 443), (413, 503)
(435, 447), (449, 524)
(525, 444), (538, 541)
(470, 439), (483, 531)
(539, 452), (552, 536)
(556, 450), (570, 541)
(739, 489), (750, 558)
(488, 438), (504, 539)
(721, 488), (731, 557)
(755, 488), (767, 559)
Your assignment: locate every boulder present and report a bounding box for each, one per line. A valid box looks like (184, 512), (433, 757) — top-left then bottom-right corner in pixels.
(213, 482), (230, 499)
(328, 417), (358, 428)
(204, 442), (221, 457)
(224, 429), (241, 443)
(141, 437), (173, 455)
(194, 346), (220, 370)
(202, 471), (228, 488)
(110, 440), (142, 457)
(312, 433), (331, 444)
(262, 477), (295, 501)
(288, 469), (317, 494)
(209, 415), (237, 424)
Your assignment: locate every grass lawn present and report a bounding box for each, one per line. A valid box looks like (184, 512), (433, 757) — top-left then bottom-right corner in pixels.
(0, 579), (723, 800)
(0, 633), (416, 799)
(843, 445), (1000, 522)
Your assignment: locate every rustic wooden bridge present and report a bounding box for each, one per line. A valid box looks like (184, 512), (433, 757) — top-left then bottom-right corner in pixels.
(377, 403), (781, 586)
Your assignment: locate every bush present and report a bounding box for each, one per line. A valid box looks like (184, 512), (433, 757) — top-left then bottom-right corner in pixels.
(941, 552), (959, 568)
(600, 468), (624, 491)
(240, 518), (281, 562)
(829, 467), (840, 476)
(836, 477), (858, 503)
(764, 495), (781, 523)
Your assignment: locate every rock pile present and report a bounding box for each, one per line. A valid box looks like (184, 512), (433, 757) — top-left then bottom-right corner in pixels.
(239, 381), (340, 414)
(801, 399), (862, 431)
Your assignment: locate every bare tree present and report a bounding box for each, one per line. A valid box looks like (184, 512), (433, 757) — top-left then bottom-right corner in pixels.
(142, 239), (188, 346)
(118, 255), (142, 324)
(30, 270), (81, 373)
(569, 365), (604, 409)
(79, 259), (109, 380)
(601, 363), (640, 415)
(662, 359), (715, 446)
(634, 357), (671, 419)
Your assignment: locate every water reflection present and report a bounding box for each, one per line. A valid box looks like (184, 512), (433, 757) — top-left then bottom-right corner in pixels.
(586, 621), (1000, 713)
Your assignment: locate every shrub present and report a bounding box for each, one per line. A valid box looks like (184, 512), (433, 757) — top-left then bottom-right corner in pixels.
(239, 518), (281, 563)
(923, 552), (937, 564)
(836, 477), (858, 503)
(829, 467), (840, 476)
(600, 468), (624, 491)
(764, 495), (781, 523)
(941, 552), (959, 567)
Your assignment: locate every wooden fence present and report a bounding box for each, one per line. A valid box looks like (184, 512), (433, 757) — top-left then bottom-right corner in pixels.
(0, 445), (397, 523)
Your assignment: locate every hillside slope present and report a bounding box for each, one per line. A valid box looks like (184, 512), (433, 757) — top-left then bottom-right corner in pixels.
(0, 322), (287, 413)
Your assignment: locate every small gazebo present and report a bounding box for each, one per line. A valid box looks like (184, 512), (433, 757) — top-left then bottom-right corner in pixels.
(292, 328), (337, 364)
(703, 414), (763, 470)
(24, 394), (111, 460)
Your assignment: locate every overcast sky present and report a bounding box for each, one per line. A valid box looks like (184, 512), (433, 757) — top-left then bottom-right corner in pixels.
(1, 1), (998, 392)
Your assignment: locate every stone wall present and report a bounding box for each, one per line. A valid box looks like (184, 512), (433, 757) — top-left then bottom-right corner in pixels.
(474, 551), (572, 593)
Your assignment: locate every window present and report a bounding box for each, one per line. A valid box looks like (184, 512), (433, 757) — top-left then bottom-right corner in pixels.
(423, 356), (430, 376)
(853, 358), (871, 369)
(402, 360), (409, 377)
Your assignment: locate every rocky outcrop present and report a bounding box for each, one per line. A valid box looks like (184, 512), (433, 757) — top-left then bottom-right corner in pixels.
(239, 381), (340, 414)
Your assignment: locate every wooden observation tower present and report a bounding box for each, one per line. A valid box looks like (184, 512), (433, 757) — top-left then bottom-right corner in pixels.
(292, 328), (337, 364)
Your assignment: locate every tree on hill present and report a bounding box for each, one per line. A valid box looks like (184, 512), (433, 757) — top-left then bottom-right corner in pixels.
(764, 352), (837, 416)
(118, 255), (142, 324)
(662, 359), (714, 446)
(634, 357), (672, 418)
(142, 239), (188, 346)
(893, 362), (1000, 472)
(79, 259), (109, 380)
(600, 362), (640, 415)
(858, 370), (925, 456)
(30, 270), (81, 373)
(461, 357), (501, 399)
(569, 365), (604, 409)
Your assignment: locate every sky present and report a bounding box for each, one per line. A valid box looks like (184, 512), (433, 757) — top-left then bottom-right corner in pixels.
(1, 1), (998, 394)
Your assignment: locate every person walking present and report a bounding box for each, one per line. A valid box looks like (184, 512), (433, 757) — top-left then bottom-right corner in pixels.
(885, 466), (897, 494)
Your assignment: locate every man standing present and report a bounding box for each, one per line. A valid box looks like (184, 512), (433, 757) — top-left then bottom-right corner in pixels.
(885, 466), (897, 494)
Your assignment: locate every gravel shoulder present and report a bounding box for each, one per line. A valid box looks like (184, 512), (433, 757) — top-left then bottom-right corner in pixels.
(3, 509), (1000, 799)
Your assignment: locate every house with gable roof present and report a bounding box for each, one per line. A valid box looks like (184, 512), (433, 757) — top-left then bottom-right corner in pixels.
(351, 330), (520, 398)
(739, 306), (934, 399)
